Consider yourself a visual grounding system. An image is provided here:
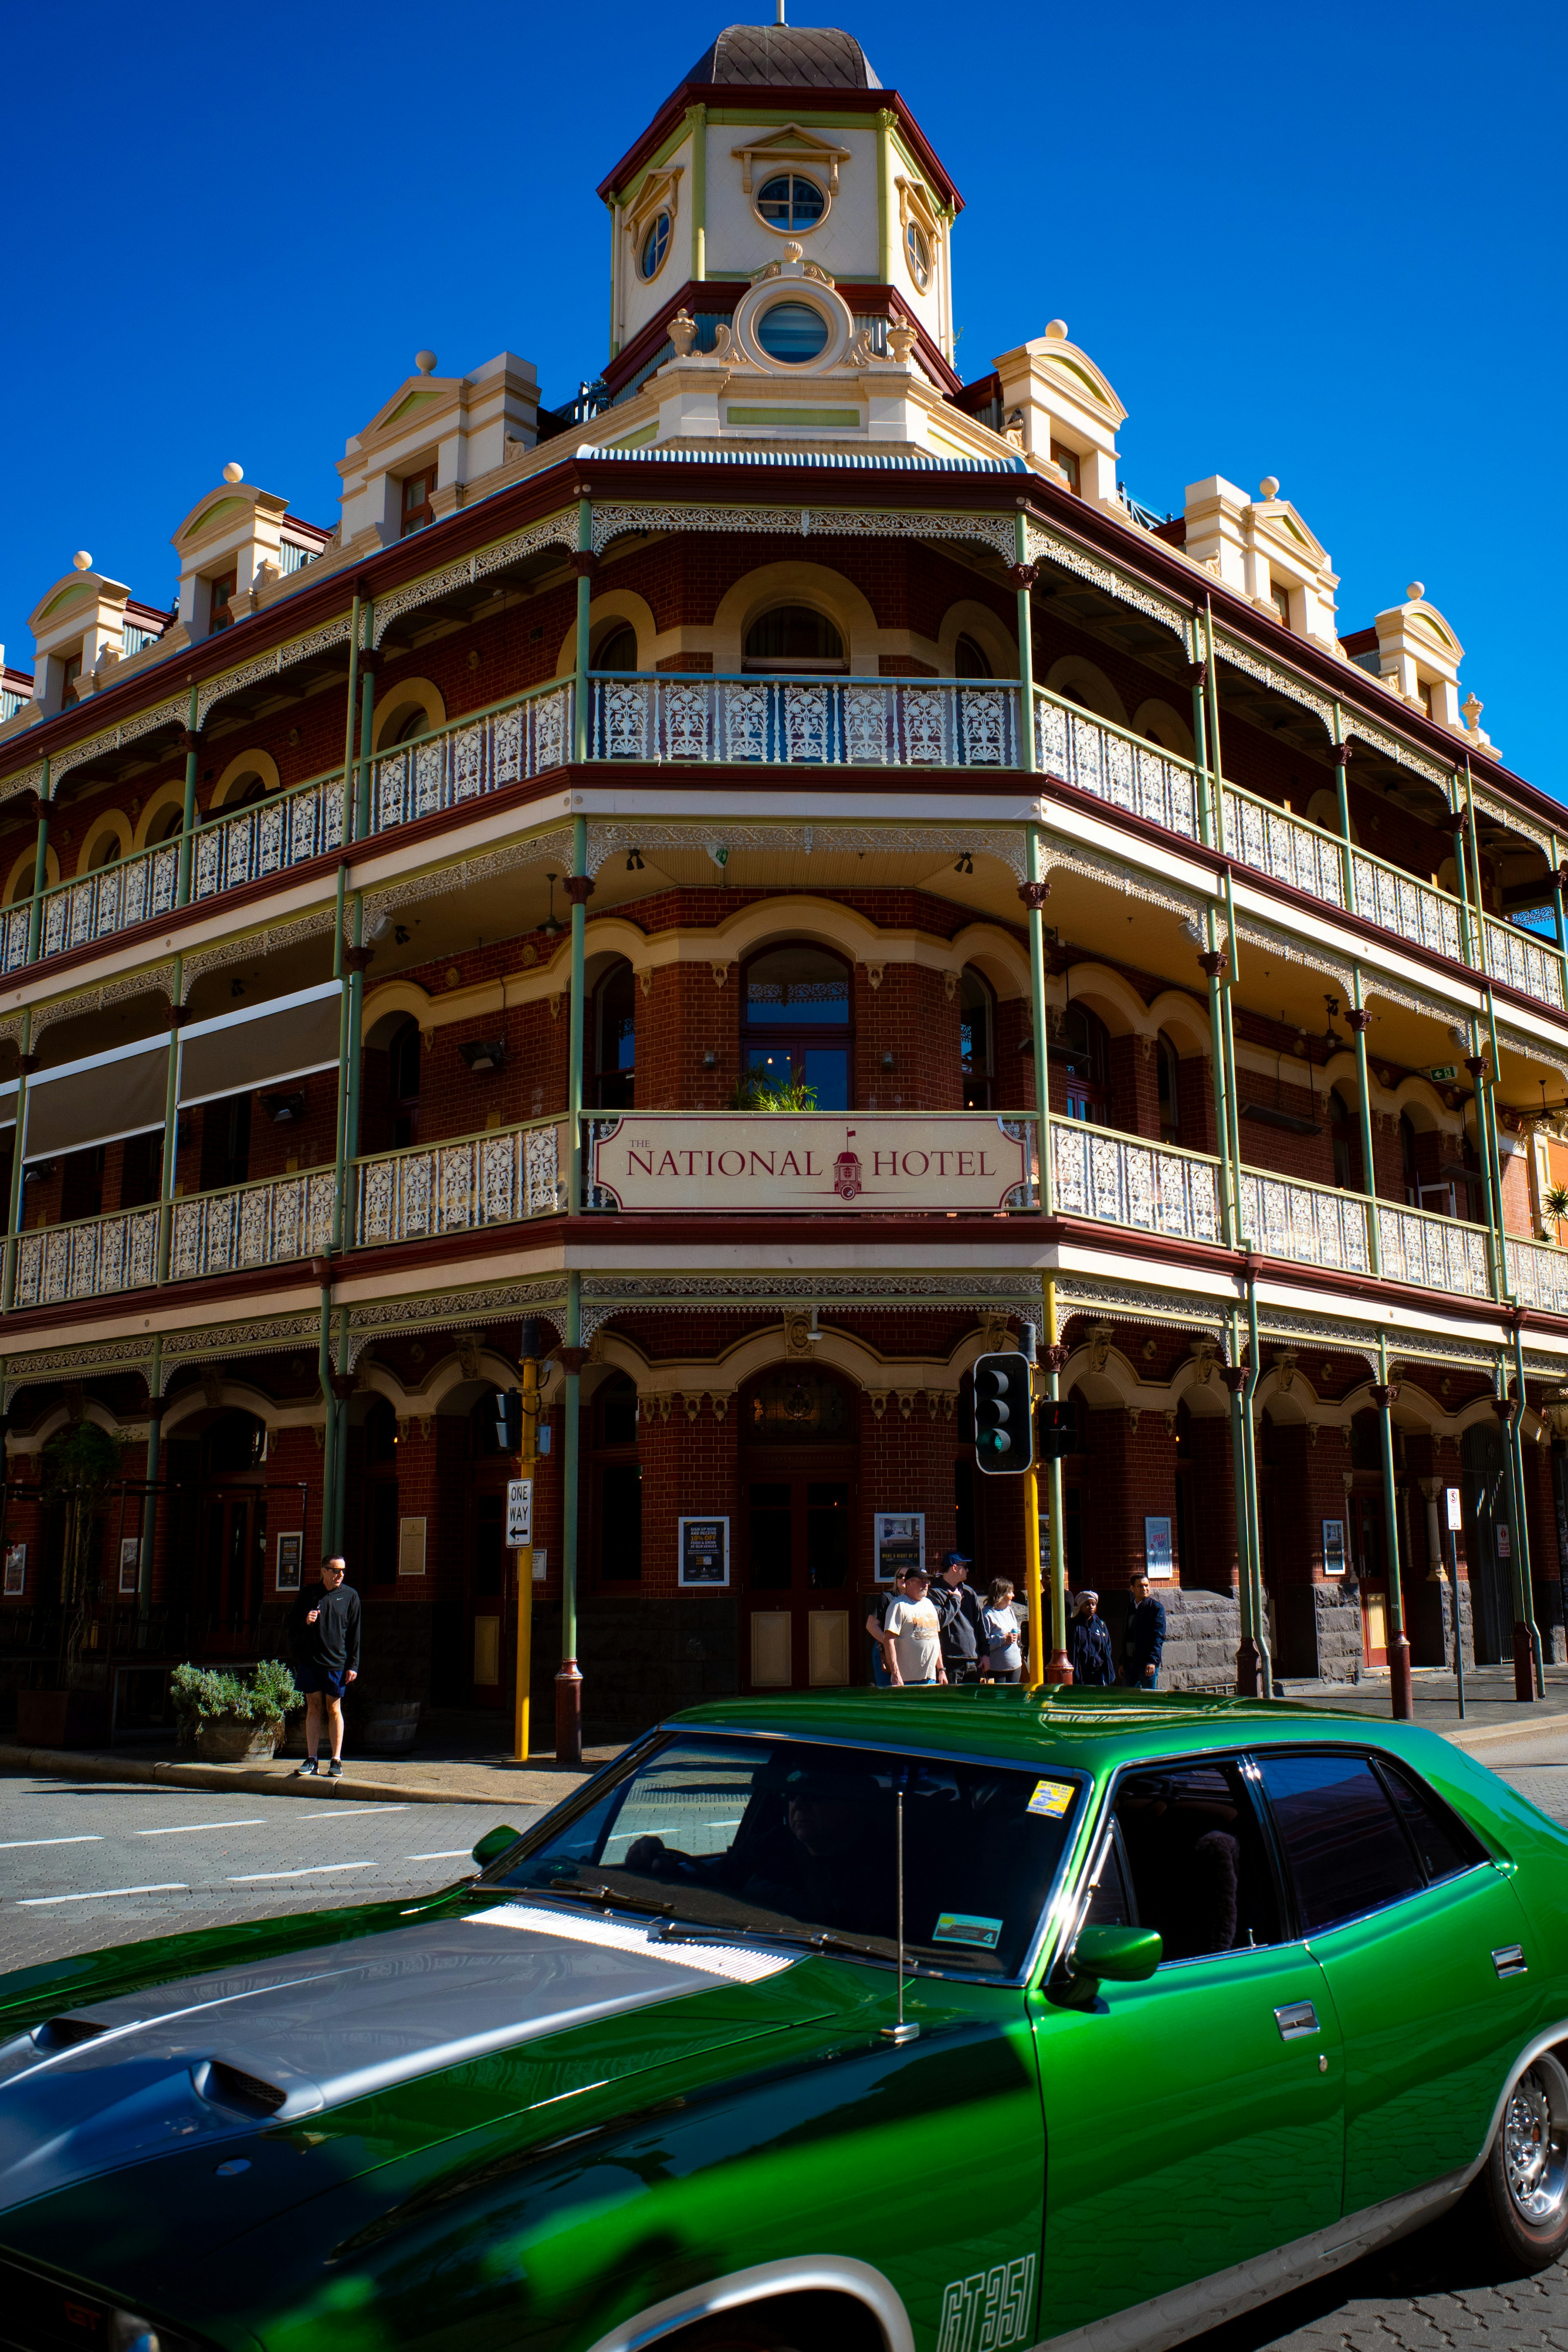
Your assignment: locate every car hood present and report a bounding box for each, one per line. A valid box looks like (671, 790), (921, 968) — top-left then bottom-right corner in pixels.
(0, 1900), (800, 2217)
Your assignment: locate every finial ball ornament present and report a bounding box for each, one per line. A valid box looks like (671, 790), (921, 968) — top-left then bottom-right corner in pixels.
(1044, 319), (1068, 341)
(1259, 475), (1280, 500)
(1407, 581), (1425, 602)
(223, 461), (243, 483)
(71, 551), (91, 572)
(415, 350), (437, 375)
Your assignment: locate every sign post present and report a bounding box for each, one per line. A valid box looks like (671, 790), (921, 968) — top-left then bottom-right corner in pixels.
(512, 1320), (541, 1763)
(1446, 1485), (1466, 1721)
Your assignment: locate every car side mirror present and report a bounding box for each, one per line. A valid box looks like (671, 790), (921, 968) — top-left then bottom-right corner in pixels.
(471, 1826), (522, 1873)
(1072, 1925), (1162, 1983)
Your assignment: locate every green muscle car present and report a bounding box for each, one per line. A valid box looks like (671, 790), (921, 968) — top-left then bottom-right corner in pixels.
(2, 1691), (1566, 2352)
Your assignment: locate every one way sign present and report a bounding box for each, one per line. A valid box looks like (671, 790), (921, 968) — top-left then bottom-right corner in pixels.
(506, 1479), (534, 1548)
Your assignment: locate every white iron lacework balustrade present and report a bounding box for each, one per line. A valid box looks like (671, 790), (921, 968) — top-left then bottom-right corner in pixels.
(1377, 1203), (1490, 1299)
(1239, 1171), (1369, 1273)
(370, 687), (571, 834)
(169, 1172), (336, 1282)
(355, 1120), (562, 1246)
(1034, 696), (1197, 839)
(40, 842), (180, 959)
(1352, 856), (1463, 963)
(1051, 1121), (1220, 1242)
(13, 1208), (159, 1307)
(588, 677), (1018, 767)
(0, 903), (29, 972)
(1484, 916), (1566, 1009)
(1221, 789), (1345, 908)
(193, 775), (345, 901)
(1505, 1235), (1568, 1315)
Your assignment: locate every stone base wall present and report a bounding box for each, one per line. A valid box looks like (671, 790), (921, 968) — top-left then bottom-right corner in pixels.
(1100, 1585), (1241, 1692)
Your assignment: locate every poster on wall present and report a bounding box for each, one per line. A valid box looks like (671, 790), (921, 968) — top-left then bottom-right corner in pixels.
(276, 1533), (303, 1592)
(1143, 1517), (1174, 1581)
(1497, 1523), (1512, 1560)
(873, 1514), (925, 1583)
(1322, 1520), (1347, 1577)
(4, 1543), (25, 1596)
(118, 1538), (140, 1596)
(679, 1518), (730, 1587)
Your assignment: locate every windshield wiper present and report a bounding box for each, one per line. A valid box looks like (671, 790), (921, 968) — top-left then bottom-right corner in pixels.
(504, 1881), (677, 1922)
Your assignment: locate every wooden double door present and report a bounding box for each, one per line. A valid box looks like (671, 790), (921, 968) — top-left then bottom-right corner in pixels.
(740, 1455), (858, 1691)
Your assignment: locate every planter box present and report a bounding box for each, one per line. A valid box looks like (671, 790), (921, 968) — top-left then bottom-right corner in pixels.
(17, 1688), (110, 1750)
(195, 1716), (279, 1763)
(359, 1700), (421, 1755)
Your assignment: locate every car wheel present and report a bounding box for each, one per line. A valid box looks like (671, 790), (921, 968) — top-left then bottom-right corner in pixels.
(1471, 2051), (1568, 2271)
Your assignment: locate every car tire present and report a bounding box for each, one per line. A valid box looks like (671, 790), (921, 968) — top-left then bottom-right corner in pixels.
(1468, 2050), (1568, 2272)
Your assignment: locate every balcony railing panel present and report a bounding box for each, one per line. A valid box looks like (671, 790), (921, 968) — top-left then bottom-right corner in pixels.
(0, 903), (29, 973)
(1238, 1169), (1370, 1274)
(1352, 854), (1463, 964)
(1485, 915), (1566, 1010)
(1377, 1202), (1490, 1299)
(1051, 1119), (1221, 1242)
(170, 1170), (336, 1283)
(1036, 694), (1198, 840)
(1506, 1235), (1568, 1315)
(40, 843), (181, 960)
(193, 773), (346, 901)
(1221, 788), (1345, 910)
(355, 1118), (564, 1246)
(14, 1208), (160, 1307)
(589, 675), (1018, 768)
(369, 684), (572, 832)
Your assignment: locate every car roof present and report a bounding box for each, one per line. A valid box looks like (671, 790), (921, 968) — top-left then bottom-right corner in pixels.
(664, 1687), (1435, 1778)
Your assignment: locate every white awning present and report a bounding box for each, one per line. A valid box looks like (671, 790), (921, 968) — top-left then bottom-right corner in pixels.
(0, 1079), (17, 1137)
(178, 980), (342, 1109)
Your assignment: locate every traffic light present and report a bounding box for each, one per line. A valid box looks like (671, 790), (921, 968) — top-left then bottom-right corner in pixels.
(493, 1390), (522, 1453)
(973, 1351), (1034, 1475)
(1038, 1401), (1075, 1459)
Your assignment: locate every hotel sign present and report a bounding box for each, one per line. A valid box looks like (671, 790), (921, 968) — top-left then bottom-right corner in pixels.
(589, 1113), (1033, 1214)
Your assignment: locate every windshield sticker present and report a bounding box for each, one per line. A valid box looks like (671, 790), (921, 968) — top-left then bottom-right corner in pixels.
(933, 1911), (1003, 1950)
(1027, 1778), (1075, 1819)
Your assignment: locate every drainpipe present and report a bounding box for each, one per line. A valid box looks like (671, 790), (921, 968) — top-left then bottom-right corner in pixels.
(1203, 598), (1224, 829)
(1222, 1313), (1257, 1694)
(1481, 988), (1515, 1303)
(138, 1337), (163, 1614)
(557, 1270), (584, 1766)
(1022, 825), (1052, 1213)
(1451, 810), (1477, 969)
(1509, 1321), (1545, 1699)
(330, 866), (350, 1257)
(1465, 765), (1490, 984)
(1245, 1275), (1272, 1698)
(1492, 1373), (1534, 1703)
(1347, 965), (1381, 1276)
(1220, 873), (1248, 1249)
(1374, 1333), (1413, 1720)
(354, 635), (378, 843)
(876, 108), (898, 288)
(1331, 713), (1355, 910)
(689, 104), (707, 283)
(1552, 834), (1568, 970)
(1199, 907), (1235, 1246)
(1043, 1275), (1070, 1684)
(332, 1303), (351, 1560)
(176, 686), (200, 908)
(316, 1271), (336, 1564)
(572, 500), (595, 765)
(340, 897), (372, 1255)
(3, 1008), (33, 1312)
(566, 816), (591, 1214)
(1015, 515), (1036, 779)
(24, 760), (50, 965)
(339, 591), (363, 843)
(156, 957), (185, 1285)
(1188, 614), (1212, 848)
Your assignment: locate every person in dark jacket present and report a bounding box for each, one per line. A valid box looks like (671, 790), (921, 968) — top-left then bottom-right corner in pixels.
(1123, 1575), (1167, 1688)
(931, 1553), (987, 1683)
(1068, 1590), (1117, 1687)
(287, 1556), (361, 1779)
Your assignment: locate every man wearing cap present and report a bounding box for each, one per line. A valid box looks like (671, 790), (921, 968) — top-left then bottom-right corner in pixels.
(876, 1564), (948, 1689)
(1069, 1589), (1117, 1687)
(931, 1552), (987, 1685)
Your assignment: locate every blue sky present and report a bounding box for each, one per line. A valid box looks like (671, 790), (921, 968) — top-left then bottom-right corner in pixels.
(2, 0), (1559, 791)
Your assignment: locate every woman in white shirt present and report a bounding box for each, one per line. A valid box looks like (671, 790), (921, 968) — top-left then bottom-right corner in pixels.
(982, 1577), (1023, 1683)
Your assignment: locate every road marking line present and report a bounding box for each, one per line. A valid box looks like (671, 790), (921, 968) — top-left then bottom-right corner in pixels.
(137, 1820), (269, 1836)
(298, 1807), (407, 1819)
(406, 1850), (472, 1861)
(0, 1835), (105, 1850)
(226, 1863), (376, 1882)
(19, 1884), (188, 1906)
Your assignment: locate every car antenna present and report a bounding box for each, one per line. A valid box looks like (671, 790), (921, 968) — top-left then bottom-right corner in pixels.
(881, 1763), (919, 2046)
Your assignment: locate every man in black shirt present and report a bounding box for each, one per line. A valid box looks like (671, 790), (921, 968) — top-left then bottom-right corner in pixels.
(931, 1552), (987, 1684)
(287, 1556), (361, 1779)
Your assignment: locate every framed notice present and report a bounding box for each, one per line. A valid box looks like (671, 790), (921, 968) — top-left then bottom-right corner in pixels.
(532, 1546), (548, 1583)
(1497, 1523), (1512, 1561)
(1143, 1517), (1174, 1581)
(118, 1537), (141, 1596)
(679, 1517), (730, 1587)
(2, 1543), (23, 1597)
(276, 1532), (303, 1593)
(399, 1517), (428, 1578)
(1322, 1519), (1347, 1577)
(874, 1513), (925, 1583)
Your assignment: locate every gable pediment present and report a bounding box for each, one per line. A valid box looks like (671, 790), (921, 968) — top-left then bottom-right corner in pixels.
(731, 122), (853, 196)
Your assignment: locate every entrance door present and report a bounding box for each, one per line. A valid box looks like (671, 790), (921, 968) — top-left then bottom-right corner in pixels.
(1351, 1490), (1387, 1667)
(468, 1488), (508, 1707)
(743, 1474), (853, 1691)
(202, 1488), (267, 1649)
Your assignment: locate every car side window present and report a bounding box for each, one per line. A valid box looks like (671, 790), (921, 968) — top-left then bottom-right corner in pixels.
(1375, 1757), (1488, 1884)
(1255, 1751), (1423, 1933)
(1083, 1821), (1134, 1927)
(1111, 1759), (1281, 1962)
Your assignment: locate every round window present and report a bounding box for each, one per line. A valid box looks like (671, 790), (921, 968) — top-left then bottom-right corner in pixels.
(640, 212), (670, 280)
(906, 222), (931, 289)
(756, 173), (826, 233)
(755, 301), (830, 364)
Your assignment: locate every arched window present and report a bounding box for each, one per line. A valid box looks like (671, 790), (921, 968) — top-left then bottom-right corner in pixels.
(1157, 1032), (1181, 1143)
(389, 1018), (421, 1148)
(1059, 1002), (1110, 1124)
(224, 772), (269, 812)
(86, 831), (122, 872)
(595, 960), (636, 1109)
(742, 943), (851, 1110)
(639, 212), (670, 279)
(392, 705), (428, 745)
(953, 634), (992, 680)
(960, 967), (993, 1109)
(743, 606), (846, 675)
(147, 803), (184, 847)
(363, 1398), (399, 1586)
(1330, 1087), (1361, 1191)
(593, 1373), (641, 1585)
(595, 624), (639, 673)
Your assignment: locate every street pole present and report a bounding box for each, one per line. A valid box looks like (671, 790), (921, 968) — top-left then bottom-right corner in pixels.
(1043, 1274), (1071, 1683)
(1444, 1486), (1466, 1721)
(1020, 1321), (1044, 1687)
(556, 1271), (584, 1766)
(1374, 1335), (1412, 1721)
(513, 1320), (539, 1763)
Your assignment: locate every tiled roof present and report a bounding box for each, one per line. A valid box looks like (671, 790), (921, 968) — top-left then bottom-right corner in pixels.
(577, 445), (1026, 472)
(684, 23), (881, 88)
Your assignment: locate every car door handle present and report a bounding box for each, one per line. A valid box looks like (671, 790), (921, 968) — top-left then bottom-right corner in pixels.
(1274, 2001), (1320, 2040)
(1492, 1944), (1528, 1978)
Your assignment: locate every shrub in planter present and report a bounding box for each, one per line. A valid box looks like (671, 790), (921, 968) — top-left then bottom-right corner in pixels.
(171, 1661), (302, 1763)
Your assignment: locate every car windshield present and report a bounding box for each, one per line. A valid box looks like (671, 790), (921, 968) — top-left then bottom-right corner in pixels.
(484, 1734), (1079, 1979)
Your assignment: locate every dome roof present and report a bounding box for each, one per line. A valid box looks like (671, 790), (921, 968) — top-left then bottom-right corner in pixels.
(684, 22), (882, 89)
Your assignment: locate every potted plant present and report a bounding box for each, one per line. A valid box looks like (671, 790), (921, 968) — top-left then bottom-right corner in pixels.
(16, 1421), (126, 1749)
(171, 1660), (302, 1762)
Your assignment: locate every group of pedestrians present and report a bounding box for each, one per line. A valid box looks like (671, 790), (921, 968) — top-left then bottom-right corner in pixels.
(1068, 1577), (1166, 1688)
(866, 1559), (1167, 1692)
